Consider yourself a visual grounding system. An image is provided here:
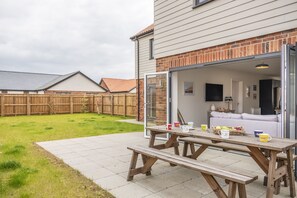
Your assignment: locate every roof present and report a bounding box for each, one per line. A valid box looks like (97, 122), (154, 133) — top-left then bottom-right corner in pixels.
(130, 24), (154, 40)
(0, 70), (94, 91)
(99, 78), (136, 93)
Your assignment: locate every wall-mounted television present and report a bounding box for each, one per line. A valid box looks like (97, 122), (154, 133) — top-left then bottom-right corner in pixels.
(205, 83), (223, 101)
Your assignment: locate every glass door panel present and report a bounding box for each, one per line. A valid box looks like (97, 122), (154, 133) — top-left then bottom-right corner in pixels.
(144, 72), (169, 138)
(281, 43), (297, 178)
(282, 44), (296, 139)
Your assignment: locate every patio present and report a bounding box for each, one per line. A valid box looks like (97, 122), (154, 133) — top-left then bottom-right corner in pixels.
(37, 132), (295, 198)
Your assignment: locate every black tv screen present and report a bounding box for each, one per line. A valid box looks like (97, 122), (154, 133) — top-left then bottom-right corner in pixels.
(205, 83), (223, 101)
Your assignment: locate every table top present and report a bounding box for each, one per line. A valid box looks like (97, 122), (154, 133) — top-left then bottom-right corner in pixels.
(147, 126), (297, 152)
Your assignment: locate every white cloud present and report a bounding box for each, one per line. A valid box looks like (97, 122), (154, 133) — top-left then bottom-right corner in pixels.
(0, 0), (153, 82)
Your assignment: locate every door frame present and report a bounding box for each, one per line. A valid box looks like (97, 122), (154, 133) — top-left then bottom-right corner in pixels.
(144, 71), (170, 139)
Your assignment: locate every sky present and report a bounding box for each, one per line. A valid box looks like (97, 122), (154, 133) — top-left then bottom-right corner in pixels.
(0, 0), (153, 82)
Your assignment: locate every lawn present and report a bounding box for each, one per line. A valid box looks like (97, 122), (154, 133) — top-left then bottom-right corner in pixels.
(0, 113), (143, 197)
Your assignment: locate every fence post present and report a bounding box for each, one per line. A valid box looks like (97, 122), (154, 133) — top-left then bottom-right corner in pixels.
(70, 96), (73, 114)
(92, 95), (95, 113)
(111, 95), (114, 115)
(124, 94), (127, 117)
(13, 96), (16, 115)
(49, 95), (53, 114)
(101, 95), (104, 114)
(1, 95), (4, 116)
(88, 96), (93, 112)
(27, 95), (31, 115)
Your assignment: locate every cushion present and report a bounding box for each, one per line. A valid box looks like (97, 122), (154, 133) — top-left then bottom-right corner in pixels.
(242, 113), (278, 122)
(210, 111), (229, 118)
(228, 113), (242, 119)
(210, 111), (241, 119)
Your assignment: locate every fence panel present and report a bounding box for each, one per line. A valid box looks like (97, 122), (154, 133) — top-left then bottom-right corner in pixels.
(0, 94), (136, 117)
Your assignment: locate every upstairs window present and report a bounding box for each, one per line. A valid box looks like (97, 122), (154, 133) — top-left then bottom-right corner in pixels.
(194, 0), (213, 8)
(149, 39), (154, 60)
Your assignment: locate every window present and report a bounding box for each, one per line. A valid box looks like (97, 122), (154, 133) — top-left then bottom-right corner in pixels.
(149, 39), (154, 60)
(193, 0), (213, 8)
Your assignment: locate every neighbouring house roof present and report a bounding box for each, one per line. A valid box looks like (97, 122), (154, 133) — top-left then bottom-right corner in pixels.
(130, 24), (154, 40)
(0, 70), (99, 91)
(99, 78), (136, 93)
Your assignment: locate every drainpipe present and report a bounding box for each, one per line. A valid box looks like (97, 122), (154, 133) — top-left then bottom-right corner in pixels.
(136, 39), (140, 121)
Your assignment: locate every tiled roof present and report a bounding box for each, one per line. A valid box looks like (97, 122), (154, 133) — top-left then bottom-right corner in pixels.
(130, 24), (154, 40)
(100, 78), (136, 93)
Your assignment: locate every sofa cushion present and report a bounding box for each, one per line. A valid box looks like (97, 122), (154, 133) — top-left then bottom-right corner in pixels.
(229, 113), (242, 119)
(242, 113), (278, 122)
(210, 111), (242, 119)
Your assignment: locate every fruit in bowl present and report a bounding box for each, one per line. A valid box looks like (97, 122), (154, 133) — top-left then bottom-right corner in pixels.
(212, 125), (245, 136)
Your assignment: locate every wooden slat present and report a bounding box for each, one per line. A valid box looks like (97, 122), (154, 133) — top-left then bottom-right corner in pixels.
(128, 145), (257, 184)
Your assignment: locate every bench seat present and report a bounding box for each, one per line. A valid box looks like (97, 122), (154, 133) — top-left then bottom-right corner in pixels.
(127, 145), (257, 198)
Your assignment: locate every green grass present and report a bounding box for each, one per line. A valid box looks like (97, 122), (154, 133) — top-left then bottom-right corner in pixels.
(0, 113), (143, 197)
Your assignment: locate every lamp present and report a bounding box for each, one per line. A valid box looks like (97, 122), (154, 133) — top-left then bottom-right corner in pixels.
(224, 96), (233, 111)
(255, 63), (269, 69)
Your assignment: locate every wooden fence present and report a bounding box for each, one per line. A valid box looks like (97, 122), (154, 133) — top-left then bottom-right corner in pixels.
(0, 94), (136, 117)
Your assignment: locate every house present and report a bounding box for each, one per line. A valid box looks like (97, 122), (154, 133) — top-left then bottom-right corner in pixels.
(0, 70), (105, 94)
(99, 78), (136, 93)
(131, 0), (297, 139)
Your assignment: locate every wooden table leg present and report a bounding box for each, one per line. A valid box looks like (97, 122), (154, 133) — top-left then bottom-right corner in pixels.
(149, 131), (156, 148)
(228, 181), (237, 198)
(266, 151), (277, 198)
(141, 155), (151, 175)
(238, 184), (247, 198)
(182, 142), (188, 157)
(286, 149), (296, 197)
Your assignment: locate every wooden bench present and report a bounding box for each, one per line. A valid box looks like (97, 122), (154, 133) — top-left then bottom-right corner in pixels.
(179, 137), (297, 194)
(127, 145), (258, 198)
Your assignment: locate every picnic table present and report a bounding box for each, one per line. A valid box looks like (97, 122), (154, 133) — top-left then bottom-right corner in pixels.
(147, 125), (297, 198)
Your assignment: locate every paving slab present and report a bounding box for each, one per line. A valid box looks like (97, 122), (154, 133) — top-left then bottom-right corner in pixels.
(37, 132), (297, 198)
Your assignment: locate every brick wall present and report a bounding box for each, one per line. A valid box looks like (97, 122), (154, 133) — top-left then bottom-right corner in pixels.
(137, 28), (297, 123)
(156, 28), (297, 72)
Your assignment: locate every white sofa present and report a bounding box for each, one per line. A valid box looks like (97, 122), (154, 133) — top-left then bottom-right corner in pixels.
(210, 112), (281, 137)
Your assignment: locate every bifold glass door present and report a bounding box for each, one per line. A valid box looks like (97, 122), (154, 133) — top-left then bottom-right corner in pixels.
(144, 72), (169, 138)
(281, 43), (297, 178)
(282, 44), (296, 139)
